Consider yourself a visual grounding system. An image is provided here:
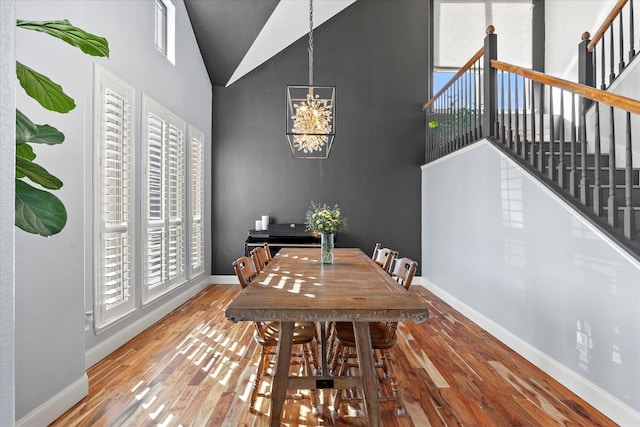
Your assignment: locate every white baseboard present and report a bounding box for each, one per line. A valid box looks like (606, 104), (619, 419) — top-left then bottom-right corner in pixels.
(211, 274), (238, 285)
(414, 277), (640, 427)
(85, 275), (212, 369)
(16, 374), (88, 427)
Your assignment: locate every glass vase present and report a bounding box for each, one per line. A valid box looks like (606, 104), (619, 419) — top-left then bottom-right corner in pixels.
(320, 233), (334, 264)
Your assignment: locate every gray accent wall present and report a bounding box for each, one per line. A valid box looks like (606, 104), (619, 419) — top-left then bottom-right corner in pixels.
(15, 0), (211, 422)
(422, 140), (640, 424)
(212, 0), (428, 274)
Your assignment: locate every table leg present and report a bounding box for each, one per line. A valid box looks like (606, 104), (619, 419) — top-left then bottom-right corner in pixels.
(353, 321), (381, 427)
(270, 321), (294, 427)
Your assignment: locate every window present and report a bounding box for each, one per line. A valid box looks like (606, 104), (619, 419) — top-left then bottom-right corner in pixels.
(155, 0), (167, 55)
(155, 0), (176, 64)
(93, 65), (136, 330)
(142, 95), (186, 304)
(189, 126), (205, 276)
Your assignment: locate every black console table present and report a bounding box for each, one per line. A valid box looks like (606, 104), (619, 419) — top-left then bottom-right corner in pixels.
(244, 223), (321, 257)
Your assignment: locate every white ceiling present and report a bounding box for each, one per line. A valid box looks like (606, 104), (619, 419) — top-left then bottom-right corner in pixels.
(226, 0), (357, 87)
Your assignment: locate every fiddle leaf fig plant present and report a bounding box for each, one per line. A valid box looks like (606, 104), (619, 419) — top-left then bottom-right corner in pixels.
(16, 19), (109, 236)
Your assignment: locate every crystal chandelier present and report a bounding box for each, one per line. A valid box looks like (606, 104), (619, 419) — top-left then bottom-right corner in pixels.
(286, 0), (336, 159)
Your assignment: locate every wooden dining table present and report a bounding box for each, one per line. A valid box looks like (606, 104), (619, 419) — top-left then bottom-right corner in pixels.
(225, 247), (429, 426)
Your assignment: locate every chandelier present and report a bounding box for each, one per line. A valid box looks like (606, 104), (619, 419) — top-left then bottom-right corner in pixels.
(286, 0), (336, 159)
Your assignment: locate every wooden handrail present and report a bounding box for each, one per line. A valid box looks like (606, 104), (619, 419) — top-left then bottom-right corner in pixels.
(587, 0), (628, 51)
(491, 59), (640, 114)
(421, 46), (484, 111)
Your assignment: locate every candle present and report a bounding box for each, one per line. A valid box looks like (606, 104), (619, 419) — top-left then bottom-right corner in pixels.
(255, 219), (262, 231)
(261, 215), (269, 231)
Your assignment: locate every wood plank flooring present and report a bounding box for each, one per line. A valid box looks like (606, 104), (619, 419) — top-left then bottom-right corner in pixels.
(50, 285), (617, 426)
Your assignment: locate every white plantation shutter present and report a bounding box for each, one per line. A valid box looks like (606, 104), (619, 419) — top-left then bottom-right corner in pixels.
(94, 66), (136, 330)
(167, 123), (184, 280)
(189, 126), (204, 275)
(142, 95), (186, 303)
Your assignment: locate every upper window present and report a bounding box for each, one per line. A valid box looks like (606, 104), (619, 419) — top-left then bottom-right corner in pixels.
(155, 0), (176, 64)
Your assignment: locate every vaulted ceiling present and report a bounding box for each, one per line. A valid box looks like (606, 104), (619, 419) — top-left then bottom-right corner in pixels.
(184, 0), (357, 87)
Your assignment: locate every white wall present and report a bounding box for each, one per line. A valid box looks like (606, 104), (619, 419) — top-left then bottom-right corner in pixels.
(14, 0), (212, 423)
(0, 1), (16, 426)
(545, 0), (616, 81)
(422, 140), (640, 425)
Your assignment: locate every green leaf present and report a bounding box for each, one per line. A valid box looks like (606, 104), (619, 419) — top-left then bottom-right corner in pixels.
(16, 156), (63, 190)
(17, 19), (109, 58)
(16, 143), (36, 161)
(16, 108), (37, 145)
(16, 61), (76, 113)
(31, 124), (65, 145)
(15, 179), (67, 236)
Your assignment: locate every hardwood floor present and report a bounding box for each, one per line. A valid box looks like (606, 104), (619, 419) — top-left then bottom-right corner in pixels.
(50, 285), (617, 426)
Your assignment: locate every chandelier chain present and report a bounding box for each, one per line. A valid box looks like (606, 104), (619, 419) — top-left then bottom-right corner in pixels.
(308, 0), (314, 85)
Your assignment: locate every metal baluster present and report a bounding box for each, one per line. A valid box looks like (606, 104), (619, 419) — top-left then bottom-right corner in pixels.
(538, 84), (545, 173)
(471, 62), (476, 140)
(594, 103), (603, 216)
(473, 61), (479, 140)
(530, 79), (537, 167)
(557, 90), (566, 188)
(624, 111), (636, 239)
(609, 28), (616, 85)
(601, 39), (607, 89)
(465, 70), (470, 145)
(580, 95), (590, 206)
(630, 0), (636, 60)
(548, 87), (556, 181)
(522, 75), (528, 161)
(619, 10), (626, 73)
(569, 94), (579, 197)
(608, 105), (618, 226)
(500, 70), (506, 142)
(515, 75), (521, 155)
(507, 72), (513, 149)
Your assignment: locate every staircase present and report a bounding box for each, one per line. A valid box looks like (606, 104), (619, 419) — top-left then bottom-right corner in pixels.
(493, 132), (640, 252)
(423, 17), (640, 260)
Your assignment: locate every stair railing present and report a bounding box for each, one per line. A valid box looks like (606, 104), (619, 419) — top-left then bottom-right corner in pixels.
(422, 25), (640, 248)
(422, 26), (497, 163)
(492, 60), (640, 241)
(579, 0), (637, 91)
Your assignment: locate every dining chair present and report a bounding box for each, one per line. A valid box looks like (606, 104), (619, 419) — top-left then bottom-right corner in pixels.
(232, 256), (320, 414)
(329, 258), (419, 419)
(327, 245), (397, 365)
(263, 242), (273, 261)
(371, 243), (397, 272)
(250, 246), (270, 272)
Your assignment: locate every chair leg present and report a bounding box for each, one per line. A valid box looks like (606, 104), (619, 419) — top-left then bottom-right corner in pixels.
(329, 342), (342, 376)
(302, 342), (320, 416)
(249, 345), (270, 412)
(383, 348), (405, 416)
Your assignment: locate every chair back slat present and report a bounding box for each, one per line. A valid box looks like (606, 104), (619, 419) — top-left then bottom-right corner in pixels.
(389, 257), (418, 290)
(250, 246), (270, 272)
(233, 256), (258, 289)
(371, 243), (397, 272)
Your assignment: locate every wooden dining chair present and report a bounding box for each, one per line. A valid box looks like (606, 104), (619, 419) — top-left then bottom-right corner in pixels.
(232, 256), (320, 414)
(329, 258), (418, 419)
(263, 242), (273, 260)
(371, 243), (397, 272)
(250, 246), (270, 272)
